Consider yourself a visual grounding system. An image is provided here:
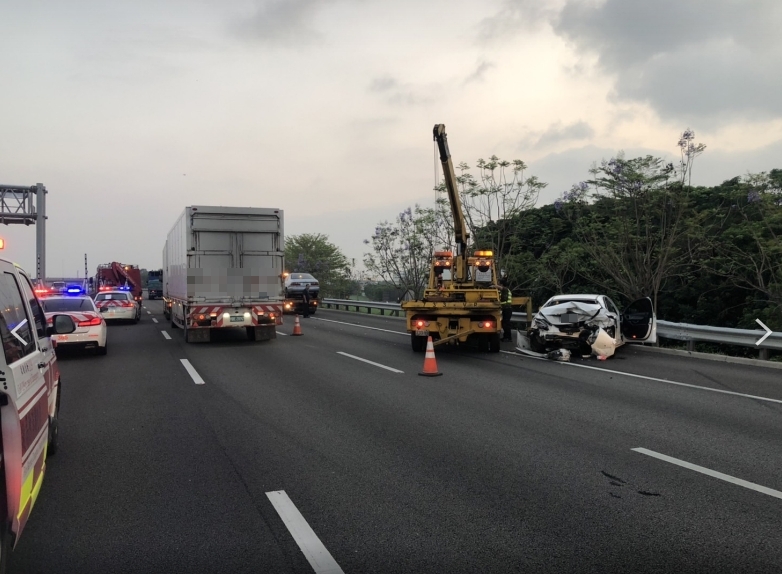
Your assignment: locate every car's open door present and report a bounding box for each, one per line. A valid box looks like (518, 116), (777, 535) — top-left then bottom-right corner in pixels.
(621, 297), (657, 344)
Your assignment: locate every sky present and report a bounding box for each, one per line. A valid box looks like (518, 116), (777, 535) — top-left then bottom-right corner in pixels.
(1, 0), (781, 279)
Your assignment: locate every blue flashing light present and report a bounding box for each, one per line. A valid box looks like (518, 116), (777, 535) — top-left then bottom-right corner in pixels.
(66, 287), (84, 295)
(119, 285), (131, 291)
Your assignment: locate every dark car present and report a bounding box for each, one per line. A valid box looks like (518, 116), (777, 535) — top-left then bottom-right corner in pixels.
(283, 273), (320, 314)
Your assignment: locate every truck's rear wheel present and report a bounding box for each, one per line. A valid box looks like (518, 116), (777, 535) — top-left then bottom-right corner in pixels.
(488, 333), (501, 353)
(411, 333), (426, 352)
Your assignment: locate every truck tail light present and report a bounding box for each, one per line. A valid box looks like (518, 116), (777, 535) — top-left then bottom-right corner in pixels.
(482, 321), (494, 329)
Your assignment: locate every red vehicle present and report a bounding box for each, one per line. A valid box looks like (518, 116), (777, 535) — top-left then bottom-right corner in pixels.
(95, 263), (143, 305)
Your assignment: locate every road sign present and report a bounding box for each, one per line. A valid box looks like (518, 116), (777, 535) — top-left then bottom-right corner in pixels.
(755, 318), (773, 346)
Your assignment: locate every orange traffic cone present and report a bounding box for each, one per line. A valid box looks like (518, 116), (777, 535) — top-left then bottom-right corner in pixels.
(292, 315), (303, 336)
(419, 336), (442, 377)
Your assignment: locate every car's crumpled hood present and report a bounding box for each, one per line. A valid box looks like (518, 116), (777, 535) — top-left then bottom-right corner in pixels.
(536, 301), (605, 325)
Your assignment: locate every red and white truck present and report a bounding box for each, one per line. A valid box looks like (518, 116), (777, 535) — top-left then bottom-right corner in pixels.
(162, 206), (285, 343)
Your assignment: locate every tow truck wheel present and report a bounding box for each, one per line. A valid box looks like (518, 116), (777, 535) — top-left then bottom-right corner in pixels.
(411, 333), (426, 352)
(488, 333), (501, 353)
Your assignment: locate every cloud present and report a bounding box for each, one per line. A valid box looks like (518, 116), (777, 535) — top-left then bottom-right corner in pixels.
(368, 75), (432, 106)
(476, 0), (562, 43)
(534, 120), (594, 148)
(554, 0), (782, 121)
(484, 0), (782, 122)
(232, 0), (324, 45)
(464, 60), (495, 84)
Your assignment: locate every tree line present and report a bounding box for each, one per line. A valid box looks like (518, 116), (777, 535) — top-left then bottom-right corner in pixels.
(363, 130), (782, 332)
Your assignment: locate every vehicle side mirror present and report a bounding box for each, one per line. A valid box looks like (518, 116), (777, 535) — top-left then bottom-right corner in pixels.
(47, 315), (76, 336)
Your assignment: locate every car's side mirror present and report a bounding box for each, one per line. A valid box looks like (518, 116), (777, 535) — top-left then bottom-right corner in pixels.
(47, 315), (77, 336)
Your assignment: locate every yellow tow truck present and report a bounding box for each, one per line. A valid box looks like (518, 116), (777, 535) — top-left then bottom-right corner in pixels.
(403, 124), (523, 353)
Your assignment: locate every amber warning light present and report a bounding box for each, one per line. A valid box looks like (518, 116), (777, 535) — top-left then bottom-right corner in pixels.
(0, 238), (4, 249)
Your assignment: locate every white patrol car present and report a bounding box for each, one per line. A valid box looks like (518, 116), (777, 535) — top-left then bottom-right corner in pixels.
(0, 258), (76, 571)
(94, 290), (141, 323)
(40, 293), (108, 355)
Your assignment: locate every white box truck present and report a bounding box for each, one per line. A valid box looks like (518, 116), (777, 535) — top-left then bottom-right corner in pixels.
(162, 206), (285, 343)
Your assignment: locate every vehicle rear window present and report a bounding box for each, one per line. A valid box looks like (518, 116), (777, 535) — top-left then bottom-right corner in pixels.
(95, 293), (130, 301)
(42, 298), (97, 312)
(291, 274), (314, 280)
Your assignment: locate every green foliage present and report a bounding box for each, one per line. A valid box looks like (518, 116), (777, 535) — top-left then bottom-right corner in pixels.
(284, 233), (351, 298)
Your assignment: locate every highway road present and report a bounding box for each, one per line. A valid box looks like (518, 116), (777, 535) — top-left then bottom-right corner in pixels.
(9, 303), (782, 573)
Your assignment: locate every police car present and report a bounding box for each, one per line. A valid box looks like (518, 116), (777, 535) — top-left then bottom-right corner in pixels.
(39, 290), (108, 355)
(94, 289), (141, 323)
(0, 257), (76, 569)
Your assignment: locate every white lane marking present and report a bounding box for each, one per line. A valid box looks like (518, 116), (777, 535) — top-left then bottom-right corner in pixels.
(313, 317), (407, 336)
(500, 351), (782, 405)
(146, 311), (152, 315)
(632, 447), (782, 500)
(266, 490), (345, 574)
(152, 318), (159, 324)
(276, 331), (288, 336)
(162, 331), (171, 340)
(336, 351), (404, 373)
(180, 359), (206, 385)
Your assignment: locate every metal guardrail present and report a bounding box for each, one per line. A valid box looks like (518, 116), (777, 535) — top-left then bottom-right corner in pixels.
(322, 298), (781, 360)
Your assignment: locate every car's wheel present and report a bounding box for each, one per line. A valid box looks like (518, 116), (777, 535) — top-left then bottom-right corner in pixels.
(96, 342), (108, 356)
(411, 333), (426, 352)
(47, 381), (61, 456)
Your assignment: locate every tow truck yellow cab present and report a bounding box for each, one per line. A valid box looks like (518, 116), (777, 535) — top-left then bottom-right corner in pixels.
(0, 259), (76, 571)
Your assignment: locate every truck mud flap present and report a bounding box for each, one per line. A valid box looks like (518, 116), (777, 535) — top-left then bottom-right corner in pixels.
(248, 324), (276, 342)
(186, 327), (211, 343)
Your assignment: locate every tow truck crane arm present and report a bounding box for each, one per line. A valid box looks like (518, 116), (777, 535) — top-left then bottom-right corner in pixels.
(433, 124), (470, 284)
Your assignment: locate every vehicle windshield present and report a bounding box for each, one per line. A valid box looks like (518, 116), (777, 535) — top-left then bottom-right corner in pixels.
(41, 298), (96, 312)
(51, 282), (66, 289)
(95, 292), (131, 301)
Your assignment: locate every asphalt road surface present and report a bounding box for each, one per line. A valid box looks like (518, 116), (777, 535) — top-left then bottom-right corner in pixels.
(9, 304), (782, 573)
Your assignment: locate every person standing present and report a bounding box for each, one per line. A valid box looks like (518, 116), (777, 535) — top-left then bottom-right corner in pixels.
(500, 277), (513, 342)
(302, 283), (311, 318)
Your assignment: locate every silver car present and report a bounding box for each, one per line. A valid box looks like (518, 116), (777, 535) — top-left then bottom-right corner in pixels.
(94, 290), (141, 323)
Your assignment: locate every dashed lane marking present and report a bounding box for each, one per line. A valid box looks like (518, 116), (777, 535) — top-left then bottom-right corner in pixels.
(146, 311), (152, 315)
(266, 490), (345, 574)
(632, 447), (782, 500)
(312, 316), (407, 336)
(336, 351), (404, 373)
(162, 331), (171, 340)
(180, 359), (205, 385)
(276, 331), (288, 336)
(152, 318), (158, 323)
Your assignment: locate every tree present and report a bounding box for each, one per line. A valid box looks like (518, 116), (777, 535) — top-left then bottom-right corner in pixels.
(558, 129), (706, 311)
(284, 233), (351, 297)
(435, 156), (545, 279)
(363, 205), (443, 300)
(705, 171), (782, 328)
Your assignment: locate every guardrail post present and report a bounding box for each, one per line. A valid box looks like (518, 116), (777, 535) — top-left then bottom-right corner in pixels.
(380, 308), (384, 316)
(686, 340), (695, 352)
(759, 348), (770, 361)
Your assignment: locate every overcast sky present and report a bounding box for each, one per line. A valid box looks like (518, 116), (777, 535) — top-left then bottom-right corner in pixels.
(2, 0), (781, 278)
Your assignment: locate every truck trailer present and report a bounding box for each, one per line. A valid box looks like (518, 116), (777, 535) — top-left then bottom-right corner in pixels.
(162, 206), (285, 343)
(96, 262), (143, 305)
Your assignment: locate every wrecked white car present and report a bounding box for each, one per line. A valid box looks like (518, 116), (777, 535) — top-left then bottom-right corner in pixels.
(517, 295), (657, 360)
